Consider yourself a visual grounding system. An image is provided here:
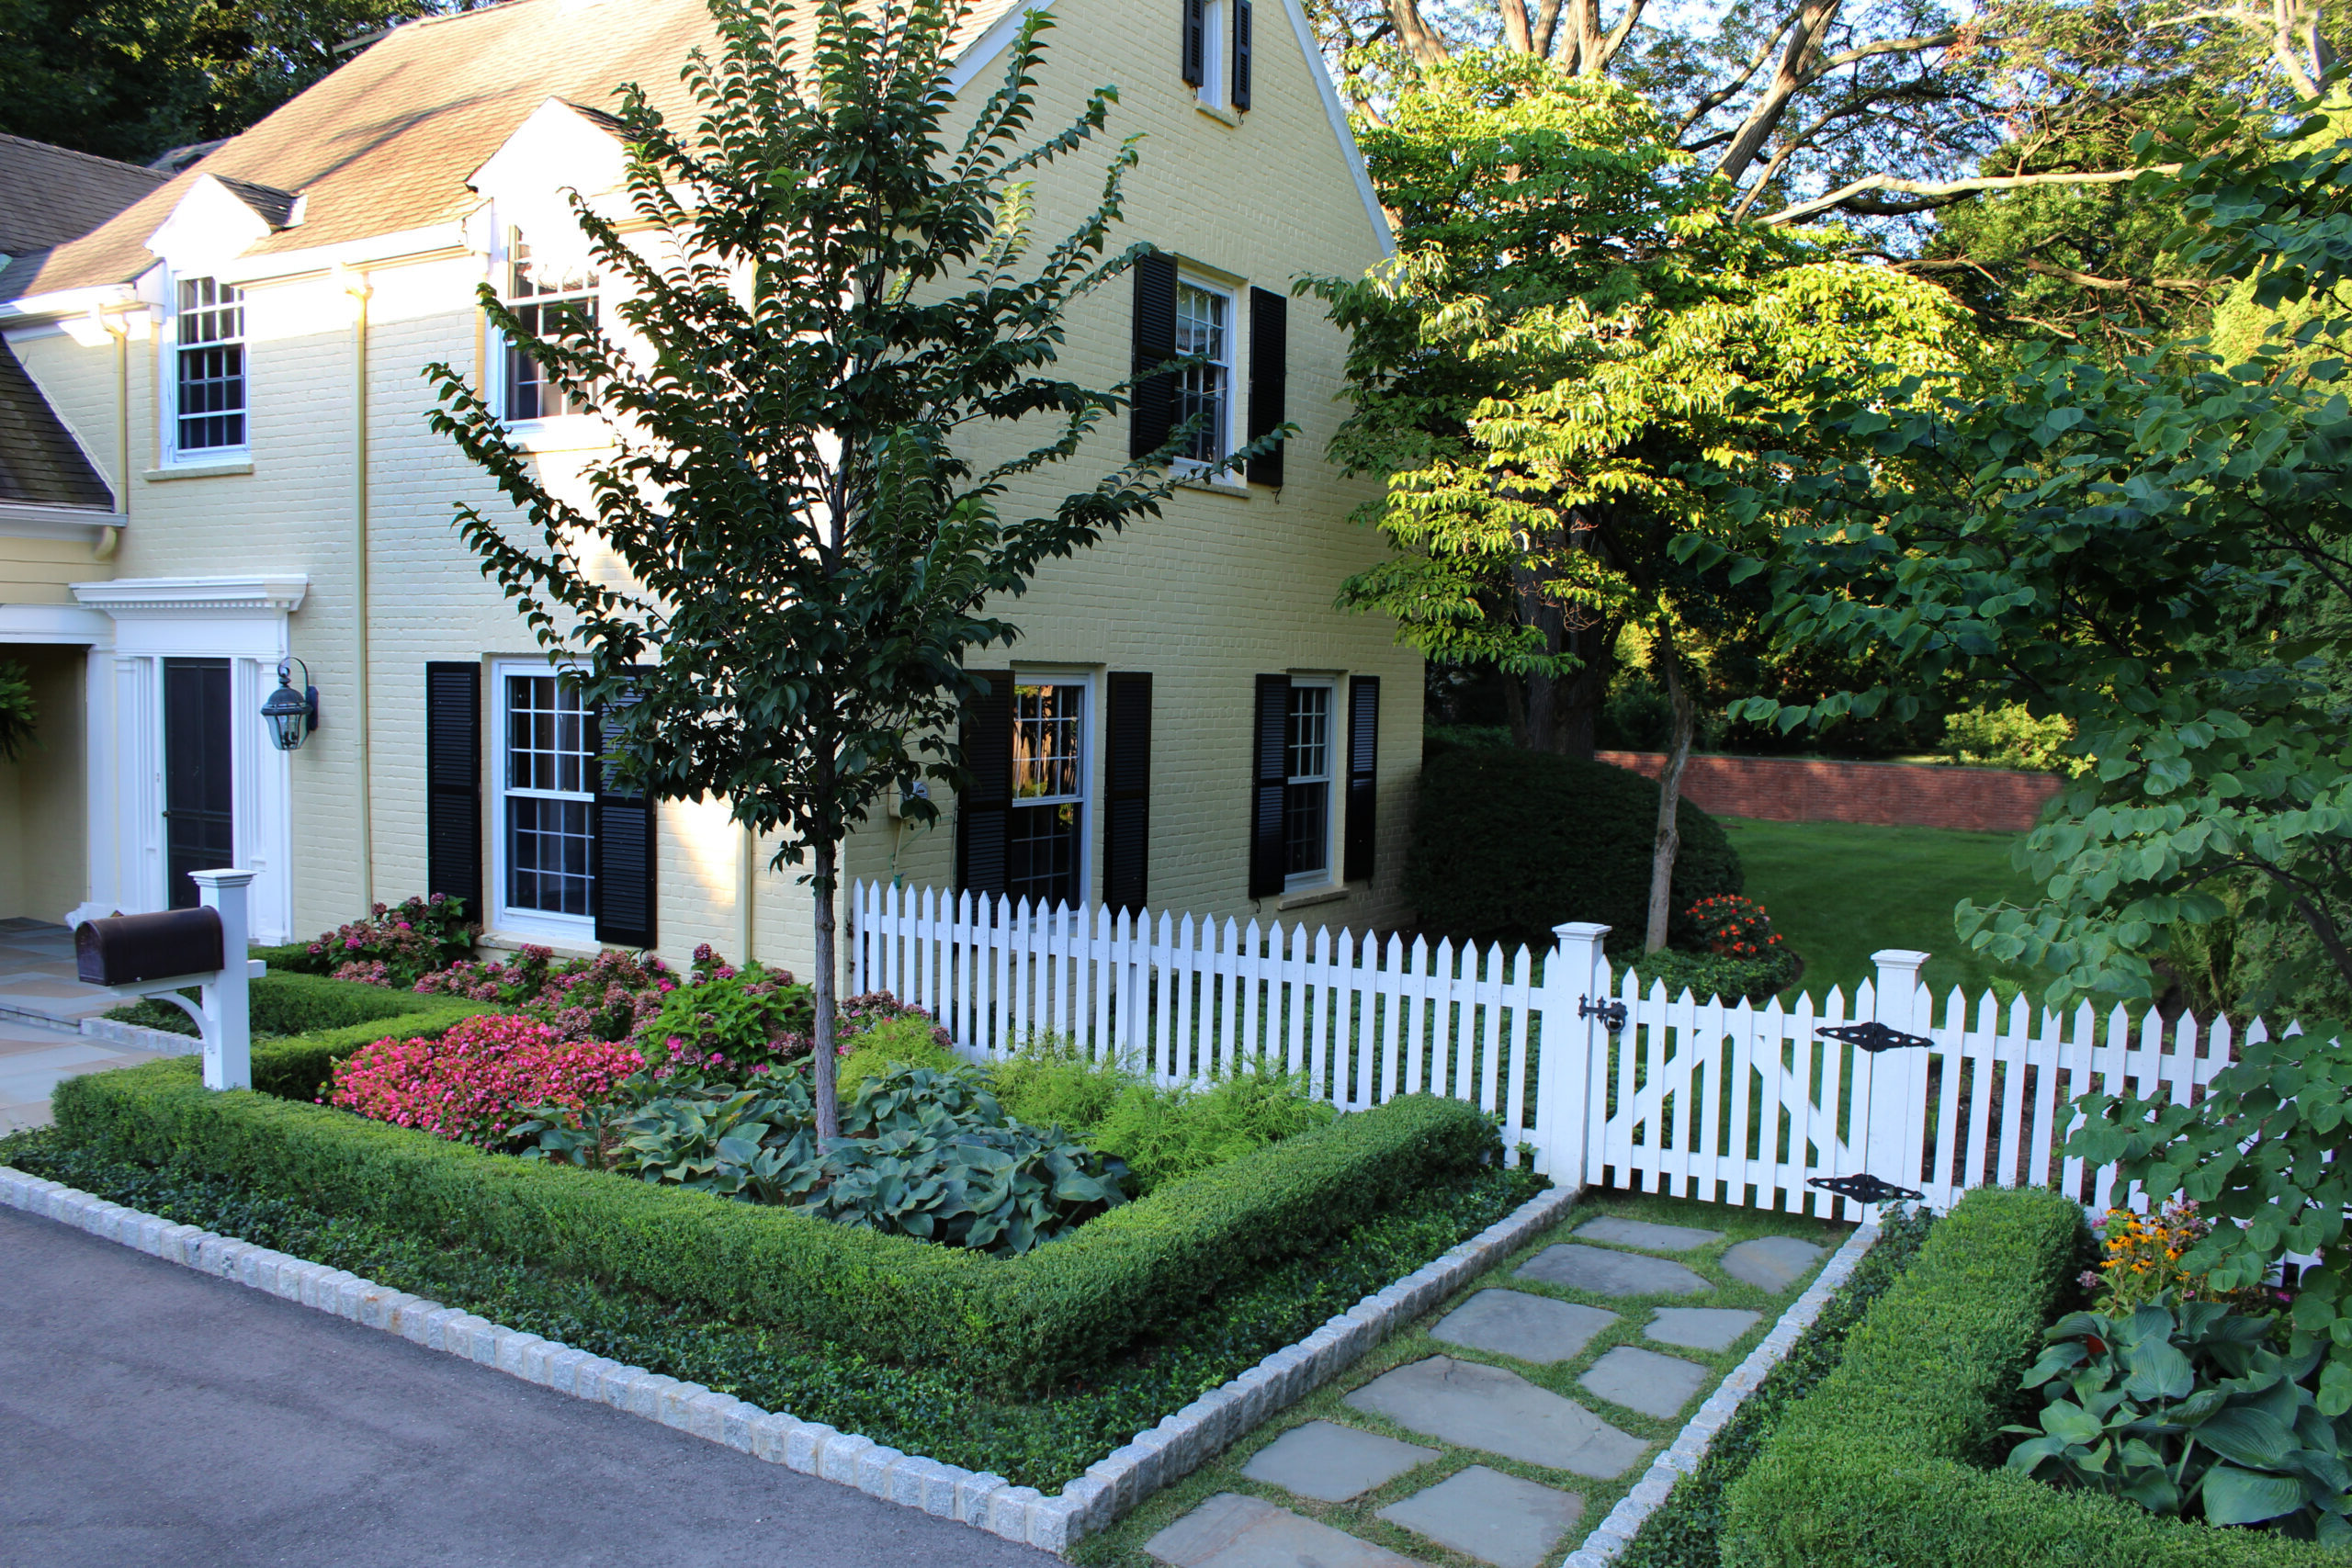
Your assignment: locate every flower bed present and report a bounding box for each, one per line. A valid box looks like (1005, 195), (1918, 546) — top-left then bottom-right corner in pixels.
(49, 1004), (1498, 1395)
(1719, 1186), (2337, 1568)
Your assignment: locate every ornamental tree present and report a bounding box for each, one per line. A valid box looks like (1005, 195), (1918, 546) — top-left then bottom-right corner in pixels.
(1316, 51), (1964, 945)
(426, 0), (1211, 1135)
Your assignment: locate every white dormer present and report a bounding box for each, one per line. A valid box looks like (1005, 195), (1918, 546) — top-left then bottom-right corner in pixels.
(144, 173), (293, 277)
(467, 97), (631, 281)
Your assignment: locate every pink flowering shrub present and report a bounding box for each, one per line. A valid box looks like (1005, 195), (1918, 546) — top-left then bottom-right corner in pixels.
(639, 944), (816, 1075)
(837, 991), (954, 1052)
(311, 893), (477, 988)
(325, 1012), (644, 1148)
(414, 945), (674, 1042)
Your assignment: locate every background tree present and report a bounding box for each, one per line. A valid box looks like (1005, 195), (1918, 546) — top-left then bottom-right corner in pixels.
(1695, 98), (2352, 1016)
(1317, 52), (1966, 941)
(427, 0), (1211, 1134)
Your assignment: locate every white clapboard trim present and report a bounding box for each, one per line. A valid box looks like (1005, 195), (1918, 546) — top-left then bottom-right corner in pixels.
(846, 883), (2280, 1217)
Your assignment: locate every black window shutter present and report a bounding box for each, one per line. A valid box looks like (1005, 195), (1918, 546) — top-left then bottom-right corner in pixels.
(1344, 675), (1379, 883)
(592, 671), (658, 949)
(1102, 672), (1152, 915)
(1247, 286), (1286, 486)
(1233, 0), (1253, 110)
(1250, 674), (1289, 899)
(1182, 0), (1206, 86)
(1131, 251), (1179, 459)
(424, 662), (482, 921)
(956, 672), (1014, 898)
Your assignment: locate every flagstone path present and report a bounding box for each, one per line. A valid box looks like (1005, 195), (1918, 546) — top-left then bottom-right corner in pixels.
(1141, 1208), (1833, 1568)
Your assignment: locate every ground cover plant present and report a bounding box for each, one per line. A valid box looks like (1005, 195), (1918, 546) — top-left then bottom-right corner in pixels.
(0, 1122), (1540, 1490)
(1615, 1204), (1936, 1568)
(1075, 1190), (1849, 1567)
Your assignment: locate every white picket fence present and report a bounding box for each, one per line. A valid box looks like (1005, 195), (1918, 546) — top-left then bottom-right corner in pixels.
(847, 880), (2279, 1219)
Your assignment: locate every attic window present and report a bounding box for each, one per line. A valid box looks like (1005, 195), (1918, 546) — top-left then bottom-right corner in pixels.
(175, 277), (245, 453)
(503, 235), (598, 421)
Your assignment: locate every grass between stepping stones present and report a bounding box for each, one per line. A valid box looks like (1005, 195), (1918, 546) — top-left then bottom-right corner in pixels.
(1073, 1190), (1849, 1568)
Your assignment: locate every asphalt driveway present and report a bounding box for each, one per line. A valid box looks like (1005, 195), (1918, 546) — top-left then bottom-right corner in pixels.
(0, 1204), (1055, 1568)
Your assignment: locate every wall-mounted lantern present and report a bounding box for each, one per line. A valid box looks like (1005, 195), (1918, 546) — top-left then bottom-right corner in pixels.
(261, 657), (320, 750)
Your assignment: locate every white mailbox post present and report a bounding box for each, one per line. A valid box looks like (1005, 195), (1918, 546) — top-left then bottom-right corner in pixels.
(74, 868), (266, 1091)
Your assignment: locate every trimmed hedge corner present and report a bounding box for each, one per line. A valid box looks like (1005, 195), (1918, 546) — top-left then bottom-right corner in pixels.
(1721, 1186), (2336, 1568)
(49, 1029), (1497, 1393)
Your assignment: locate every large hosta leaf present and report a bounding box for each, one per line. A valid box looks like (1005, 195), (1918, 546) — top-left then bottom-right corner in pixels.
(2202, 1465), (2308, 1526)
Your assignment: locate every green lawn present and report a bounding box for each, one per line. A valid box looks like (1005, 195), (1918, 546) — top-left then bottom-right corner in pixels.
(1716, 818), (2047, 1008)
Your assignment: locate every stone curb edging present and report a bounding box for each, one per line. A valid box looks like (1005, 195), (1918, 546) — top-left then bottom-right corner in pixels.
(79, 1016), (203, 1055)
(0, 1163), (1577, 1556)
(1560, 1220), (1883, 1568)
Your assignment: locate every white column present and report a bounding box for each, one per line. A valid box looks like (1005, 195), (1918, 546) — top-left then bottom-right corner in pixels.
(191, 868), (255, 1091)
(1536, 921), (1611, 1184)
(1863, 947), (1931, 1216)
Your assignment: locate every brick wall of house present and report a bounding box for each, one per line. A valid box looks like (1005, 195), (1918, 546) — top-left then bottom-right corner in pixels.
(1598, 750), (2064, 834)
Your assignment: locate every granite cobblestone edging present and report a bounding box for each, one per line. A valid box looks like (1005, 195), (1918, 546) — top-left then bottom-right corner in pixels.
(1560, 1219), (1883, 1568)
(0, 1162), (1577, 1555)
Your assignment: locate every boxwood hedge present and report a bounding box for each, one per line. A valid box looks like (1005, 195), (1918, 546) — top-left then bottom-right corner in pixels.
(1721, 1186), (2337, 1568)
(49, 1009), (1497, 1394)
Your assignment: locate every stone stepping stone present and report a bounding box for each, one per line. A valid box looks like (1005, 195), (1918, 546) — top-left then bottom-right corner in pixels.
(1431, 1289), (1618, 1366)
(1376, 1464), (1585, 1568)
(1240, 1420), (1437, 1503)
(1578, 1345), (1711, 1419)
(1344, 1356), (1648, 1479)
(1516, 1244), (1711, 1298)
(1146, 1492), (1420, 1568)
(1646, 1306), (1763, 1352)
(1573, 1215), (1724, 1252)
(1722, 1235), (1828, 1292)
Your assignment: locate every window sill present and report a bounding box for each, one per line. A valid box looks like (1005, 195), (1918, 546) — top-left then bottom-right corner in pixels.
(1174, 468), (1250, 498)
(1195, 101), (1242, 129)
(144, 458), (252, 481)
(1276, 883), (1349, 912)
(508, 417), (615, 455)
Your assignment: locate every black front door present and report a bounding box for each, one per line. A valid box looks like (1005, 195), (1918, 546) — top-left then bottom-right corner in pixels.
(164, 658), (234, 909)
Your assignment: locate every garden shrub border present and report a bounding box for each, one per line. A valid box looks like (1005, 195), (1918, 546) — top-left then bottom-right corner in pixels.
(50, 1013), (1498, 1395)
(1721, 1185), (2340, 1568)
(0, 1157), (1577, 1553)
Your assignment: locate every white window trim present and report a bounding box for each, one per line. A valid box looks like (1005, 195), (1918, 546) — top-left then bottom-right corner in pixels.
(157, 273), (250, 468)
(489, 657), (599, 942)
(1283, 675), (1338, 893)
(1198, 0), (1230, 109)
(1009, 664), (1098, 918)
(1171, 272), (1239, 480)
(492, 224), (607, 444)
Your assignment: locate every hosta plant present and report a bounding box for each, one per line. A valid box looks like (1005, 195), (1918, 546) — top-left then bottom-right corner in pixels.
(2006, 1293), (2352, 1543)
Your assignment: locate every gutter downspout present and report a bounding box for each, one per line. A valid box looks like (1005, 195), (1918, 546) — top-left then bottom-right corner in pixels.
(342, 265), (375, 911)
(96, 308), (129, 560)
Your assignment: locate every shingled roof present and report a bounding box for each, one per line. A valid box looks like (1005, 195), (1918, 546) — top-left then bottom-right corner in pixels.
(0, 134), (171, 262)
(0, 0), (1027, 303)
(0, 338), (112, 510)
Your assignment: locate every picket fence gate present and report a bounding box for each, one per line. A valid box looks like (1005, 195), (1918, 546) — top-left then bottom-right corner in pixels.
(847, 881), (2279, 1219)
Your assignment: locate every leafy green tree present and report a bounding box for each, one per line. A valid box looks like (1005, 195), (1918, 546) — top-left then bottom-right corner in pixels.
(0, 660), (37, 762)
(1318, 52), (1963, 942)
(1698, 101), (2352, 1012)
(426, 0), (1213, 1134)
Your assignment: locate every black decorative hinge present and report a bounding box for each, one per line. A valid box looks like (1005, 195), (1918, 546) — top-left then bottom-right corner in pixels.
(1807, 1172), (1924, 1204)
(1817, 1020), (1933, 1054)
(1578, 997), (1629, 1033)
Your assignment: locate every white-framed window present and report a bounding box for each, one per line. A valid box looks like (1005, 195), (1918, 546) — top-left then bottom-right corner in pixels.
(1284, 679), (1335, 889)
(172, 276), (246, 456)
(503, 233), (598, 422)
(1009, 677), (1090, 910)
(1199, 0), (1228, 107)
(492, 661), (596, 937)
(1175, 278), (1233, 465)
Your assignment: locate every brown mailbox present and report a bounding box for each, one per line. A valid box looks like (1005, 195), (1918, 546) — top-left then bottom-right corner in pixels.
(74, 908), (226, 987)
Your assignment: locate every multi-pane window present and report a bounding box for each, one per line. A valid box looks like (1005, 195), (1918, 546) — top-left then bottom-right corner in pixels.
(503, 236), (598, 421)
(1284, 682), (1333, 886)
(1009, 682), (1085, 908)
(1175, 281), (1230, 463)
(175, 277), (245, 453)
(503, 671), (595, 920)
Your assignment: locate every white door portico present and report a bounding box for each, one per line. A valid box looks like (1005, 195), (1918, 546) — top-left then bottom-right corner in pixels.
(68, 574), (307, 942)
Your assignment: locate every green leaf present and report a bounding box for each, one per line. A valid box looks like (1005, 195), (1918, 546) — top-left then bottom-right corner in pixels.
(2201, 1464), (2308, 1527)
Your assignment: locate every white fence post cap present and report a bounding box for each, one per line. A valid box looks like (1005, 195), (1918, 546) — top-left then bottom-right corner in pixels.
(1555, 921), (1612, 942)
(187, 867), (258, 887)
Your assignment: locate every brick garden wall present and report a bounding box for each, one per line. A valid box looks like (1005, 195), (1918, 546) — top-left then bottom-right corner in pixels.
(1599, 750), (2064, 834)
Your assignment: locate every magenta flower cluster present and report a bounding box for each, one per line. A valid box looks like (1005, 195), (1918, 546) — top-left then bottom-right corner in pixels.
(324, 1013), (643, 1149)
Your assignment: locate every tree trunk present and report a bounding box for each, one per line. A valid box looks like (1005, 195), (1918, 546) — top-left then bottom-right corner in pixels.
(810, 836), (842, 1139)
(1644, 634), (1697, 954)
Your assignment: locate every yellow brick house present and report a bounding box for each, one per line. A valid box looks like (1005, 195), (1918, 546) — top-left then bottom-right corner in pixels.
(0, 0), (1417, 976)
